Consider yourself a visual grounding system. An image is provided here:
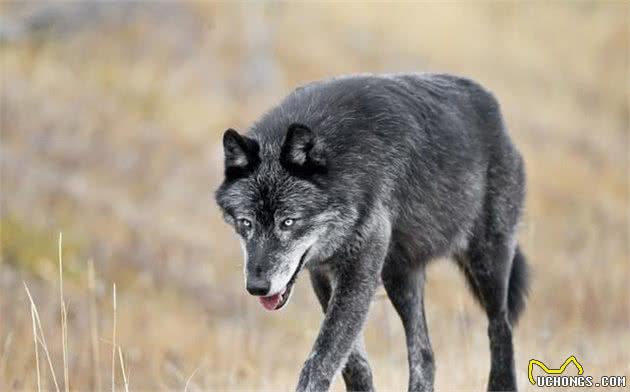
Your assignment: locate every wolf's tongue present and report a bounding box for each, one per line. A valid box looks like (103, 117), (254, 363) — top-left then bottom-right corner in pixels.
(259, 293), (282, 310)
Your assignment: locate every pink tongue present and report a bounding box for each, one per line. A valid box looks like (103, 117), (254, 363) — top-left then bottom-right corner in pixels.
(259, 293), (282, 310)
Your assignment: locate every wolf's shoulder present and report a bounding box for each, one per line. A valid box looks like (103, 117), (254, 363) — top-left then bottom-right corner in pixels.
(291, 73), (499, 109)
(294, 72), (492, 92)
(392, 72), (497, 100)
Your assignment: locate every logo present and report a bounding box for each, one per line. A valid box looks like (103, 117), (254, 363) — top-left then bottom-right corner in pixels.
(528, 355), (626, 388)
(528, 356), (584, 385)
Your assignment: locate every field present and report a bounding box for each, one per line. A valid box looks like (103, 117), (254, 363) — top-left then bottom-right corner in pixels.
(1, 2), (628, 391)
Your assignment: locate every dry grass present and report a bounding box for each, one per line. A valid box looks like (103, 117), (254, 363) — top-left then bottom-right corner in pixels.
(1, 2), (628, 391)
(19, 235), (132, 392)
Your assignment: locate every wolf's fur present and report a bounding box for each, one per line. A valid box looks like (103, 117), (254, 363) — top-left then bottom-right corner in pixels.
(215, 73), (529, 391)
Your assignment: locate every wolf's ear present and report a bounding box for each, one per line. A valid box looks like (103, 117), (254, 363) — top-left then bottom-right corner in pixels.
(222, 128), (260, 178)
(280, 123), (327, 173)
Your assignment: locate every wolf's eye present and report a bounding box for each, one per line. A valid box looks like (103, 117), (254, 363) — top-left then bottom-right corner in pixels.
(238, 218), (252, 229)
(281, 218), (295, 228)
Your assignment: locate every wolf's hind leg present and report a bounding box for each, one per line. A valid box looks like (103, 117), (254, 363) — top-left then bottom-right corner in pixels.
(309, 268), (374, 392)
(381, 249), (434, 392)
(456, 235), (518, 391)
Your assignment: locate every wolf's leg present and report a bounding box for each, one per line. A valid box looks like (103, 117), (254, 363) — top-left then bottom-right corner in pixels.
(381, 255), (434, 392)
(297, 228), (389, 392)
(459, 236), (517, 391)
(310, 268), (374, 392)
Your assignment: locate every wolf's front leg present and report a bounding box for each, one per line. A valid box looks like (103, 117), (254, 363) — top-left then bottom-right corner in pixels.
(310, 268), (375, 391)
(296, 228), (389, 392)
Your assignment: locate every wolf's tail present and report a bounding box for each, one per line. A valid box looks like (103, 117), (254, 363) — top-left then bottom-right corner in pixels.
(508, 245), (530, 325)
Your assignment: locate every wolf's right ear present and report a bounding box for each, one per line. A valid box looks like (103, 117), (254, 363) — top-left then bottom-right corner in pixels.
(280, 123), (327, 174)
(222, 129), (260, 178)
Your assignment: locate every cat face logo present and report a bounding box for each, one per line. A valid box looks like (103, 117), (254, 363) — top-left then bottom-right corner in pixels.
(528, 356), (584, 385)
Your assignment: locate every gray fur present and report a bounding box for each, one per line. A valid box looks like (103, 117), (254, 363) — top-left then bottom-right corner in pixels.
(215, 73), (530, 391)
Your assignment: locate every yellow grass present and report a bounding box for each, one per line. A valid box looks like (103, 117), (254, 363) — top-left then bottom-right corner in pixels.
(1, 2), (628, 391)
(59, 233), (70, 392)
(88, 259), (102, 392)
(29, 305), (41, 392)
(23, 282), (61, 392)
(112, 283), (117, 392)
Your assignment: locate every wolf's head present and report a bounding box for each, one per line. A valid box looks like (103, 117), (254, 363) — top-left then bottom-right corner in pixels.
(215, 123), (347, 311)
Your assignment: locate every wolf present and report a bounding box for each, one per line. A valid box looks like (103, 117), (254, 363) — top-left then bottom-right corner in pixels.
(215, 73), (529, 392)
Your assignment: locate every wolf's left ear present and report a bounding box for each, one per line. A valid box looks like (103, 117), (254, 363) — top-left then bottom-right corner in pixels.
(223, 128), (260, 178)
(280, 123), (327, 173)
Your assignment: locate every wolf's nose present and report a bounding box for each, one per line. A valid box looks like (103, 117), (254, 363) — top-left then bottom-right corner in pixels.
(246, 278), (270, 296)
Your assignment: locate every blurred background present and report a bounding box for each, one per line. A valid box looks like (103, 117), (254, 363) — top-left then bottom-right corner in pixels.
(1, 1), (628, 391)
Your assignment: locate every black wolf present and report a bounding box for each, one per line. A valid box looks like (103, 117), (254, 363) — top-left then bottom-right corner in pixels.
(215, 73), (529, 391)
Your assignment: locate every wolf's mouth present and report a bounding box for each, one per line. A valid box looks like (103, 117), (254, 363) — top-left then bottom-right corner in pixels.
(259, 249), (309, 311)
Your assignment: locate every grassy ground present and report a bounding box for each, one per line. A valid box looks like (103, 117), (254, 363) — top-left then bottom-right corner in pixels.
(1, 2), (628, 391)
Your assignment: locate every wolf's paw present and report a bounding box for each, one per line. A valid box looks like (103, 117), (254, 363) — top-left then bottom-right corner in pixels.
(296, 359), (331, 392)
